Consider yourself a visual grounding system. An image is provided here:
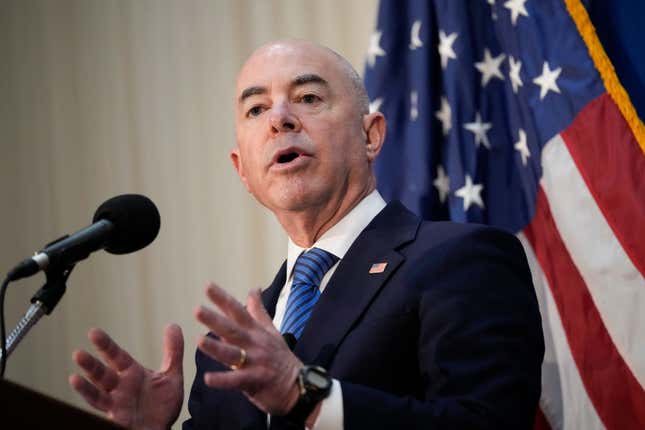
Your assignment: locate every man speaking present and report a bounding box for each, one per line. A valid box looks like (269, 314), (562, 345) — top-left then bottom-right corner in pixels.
(69, 40), (544, 429)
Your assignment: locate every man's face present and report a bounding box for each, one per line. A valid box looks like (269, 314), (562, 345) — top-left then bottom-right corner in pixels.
(231, 42), (372, 214)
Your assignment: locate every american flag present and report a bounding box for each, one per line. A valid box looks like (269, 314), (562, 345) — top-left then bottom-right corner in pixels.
(363, 0), (645, 429)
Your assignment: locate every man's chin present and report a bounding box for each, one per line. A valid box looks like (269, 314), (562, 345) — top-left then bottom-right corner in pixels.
(267, 188), (329, 214)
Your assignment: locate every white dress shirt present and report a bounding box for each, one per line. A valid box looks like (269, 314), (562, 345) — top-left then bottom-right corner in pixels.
(272, 190), (387, 429)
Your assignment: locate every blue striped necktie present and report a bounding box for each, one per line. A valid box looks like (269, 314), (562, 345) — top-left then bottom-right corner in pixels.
(280, 247), (339, 339)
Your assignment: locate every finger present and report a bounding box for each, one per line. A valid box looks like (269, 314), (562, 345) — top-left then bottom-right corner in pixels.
(203, 369), (254, 392)
(206, 283), (254, 328)
(198, 335), (248, 369)
(88, 328), (134, 372)
(160, 323), (184, 374)
(195, 305), (251, 345)
(72, 349), (119, 392)
(69, 373), (113, 412)
(246, 289), (277, 333)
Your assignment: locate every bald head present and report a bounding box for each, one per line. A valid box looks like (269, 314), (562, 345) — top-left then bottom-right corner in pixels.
(237, 40), (369, 116)
(321, 45), (370, 115)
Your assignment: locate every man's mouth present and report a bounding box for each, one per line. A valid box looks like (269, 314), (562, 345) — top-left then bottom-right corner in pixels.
(277, 152), (300, 164)
(271, 147), (311, 169)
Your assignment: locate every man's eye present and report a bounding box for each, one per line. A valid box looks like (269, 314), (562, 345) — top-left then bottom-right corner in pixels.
(301, 94), (319, 104)
(247, 106), (264, 117)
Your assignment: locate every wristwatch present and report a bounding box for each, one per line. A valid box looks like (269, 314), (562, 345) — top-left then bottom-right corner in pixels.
(285, 365), (332, 425)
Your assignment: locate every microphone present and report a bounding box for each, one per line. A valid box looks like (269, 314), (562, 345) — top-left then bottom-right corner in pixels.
(6, 194), (160, 281)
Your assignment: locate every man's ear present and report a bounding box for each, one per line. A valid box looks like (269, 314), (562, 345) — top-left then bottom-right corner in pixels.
(362, 112), (386, 162)
(230, 148), (251, 192)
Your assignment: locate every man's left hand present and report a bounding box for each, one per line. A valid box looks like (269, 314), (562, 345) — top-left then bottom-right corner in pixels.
(195, 283), (302, 415)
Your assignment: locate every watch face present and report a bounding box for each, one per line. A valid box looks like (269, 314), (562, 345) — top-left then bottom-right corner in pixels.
(308, 370), (329, 389)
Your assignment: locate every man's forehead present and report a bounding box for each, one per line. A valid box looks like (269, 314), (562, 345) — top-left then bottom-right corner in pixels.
(236, 42), (341, 91)
(241, 41), (334, 70)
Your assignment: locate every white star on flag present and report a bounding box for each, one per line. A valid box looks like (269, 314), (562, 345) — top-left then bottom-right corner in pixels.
(410, 91), (419, 120)
(438, 30), (458, 69)
(533, 61), (562, 100)
(475, 48), (506, 87)
(369, 97), (383, 113)
(504, 0), (529, 26)
(410, 20), (423, 50)
(433, 165), (450, 203)
(455, 175), (485, 210)
(435, 96), (452, 135)
(464, 112), (492, 149)
(367, 31), (386, 68)
(486, 0), (498, 20)
(508, 56), (523, 93)
(514, 128), (531, 166)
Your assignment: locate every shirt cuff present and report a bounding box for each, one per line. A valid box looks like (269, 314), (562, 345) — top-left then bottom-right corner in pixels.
(308, 379), (343, 430)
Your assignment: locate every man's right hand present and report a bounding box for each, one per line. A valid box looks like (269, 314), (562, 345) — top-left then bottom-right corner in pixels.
(69, 324), (184, 430)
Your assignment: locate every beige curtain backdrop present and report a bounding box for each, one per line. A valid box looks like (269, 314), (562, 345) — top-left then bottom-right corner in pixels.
(0, 0), (378, 426)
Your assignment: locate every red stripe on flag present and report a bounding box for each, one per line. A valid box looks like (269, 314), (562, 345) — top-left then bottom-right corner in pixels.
(561, 93), (645, 277)
(524, 188), (645, 429)
(533, 407), (552, 430)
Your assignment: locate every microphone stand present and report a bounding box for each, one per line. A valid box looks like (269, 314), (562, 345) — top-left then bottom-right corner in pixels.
(1, 264), (74, 362)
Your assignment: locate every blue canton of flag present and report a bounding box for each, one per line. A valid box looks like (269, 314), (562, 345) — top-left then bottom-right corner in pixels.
(364, 0), (602, 231)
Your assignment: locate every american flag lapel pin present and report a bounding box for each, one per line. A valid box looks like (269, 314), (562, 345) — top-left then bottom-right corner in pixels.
(369, 262), (388, 274)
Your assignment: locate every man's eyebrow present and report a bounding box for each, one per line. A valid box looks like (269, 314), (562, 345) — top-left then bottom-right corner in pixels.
(239, 86), (267, 103)
(238, 75), (328, 104)
(292, 74), (329, 88)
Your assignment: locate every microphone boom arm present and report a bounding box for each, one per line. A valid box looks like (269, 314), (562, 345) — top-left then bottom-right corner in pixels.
(0, 264), (74, 364)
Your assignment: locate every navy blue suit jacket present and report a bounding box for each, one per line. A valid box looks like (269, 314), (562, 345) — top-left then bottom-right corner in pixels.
(184, 202), (544, 429)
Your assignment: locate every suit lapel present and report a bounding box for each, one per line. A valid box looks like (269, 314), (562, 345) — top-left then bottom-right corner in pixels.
(294, 202), (420, 367)
(262, 260), (287, 318)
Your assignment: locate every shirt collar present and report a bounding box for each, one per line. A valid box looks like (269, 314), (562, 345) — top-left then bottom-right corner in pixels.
(285, 190), (387, 281)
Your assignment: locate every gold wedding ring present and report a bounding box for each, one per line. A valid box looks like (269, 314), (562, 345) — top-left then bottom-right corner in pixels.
(230, 348), (247, 370)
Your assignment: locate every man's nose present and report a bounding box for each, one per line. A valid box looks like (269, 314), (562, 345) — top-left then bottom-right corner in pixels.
(269, 103), (301, 134)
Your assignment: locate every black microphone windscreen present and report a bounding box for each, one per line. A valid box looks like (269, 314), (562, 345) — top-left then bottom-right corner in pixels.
(92, 194), (160, 255)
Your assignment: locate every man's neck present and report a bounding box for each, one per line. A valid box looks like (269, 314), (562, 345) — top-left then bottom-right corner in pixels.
(275, 182), (375, 248)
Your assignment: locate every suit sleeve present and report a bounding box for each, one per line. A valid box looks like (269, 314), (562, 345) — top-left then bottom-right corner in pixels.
(183, 335), (268, 430)
(183, 343), (222, 430)
(341, 227), (544, 429)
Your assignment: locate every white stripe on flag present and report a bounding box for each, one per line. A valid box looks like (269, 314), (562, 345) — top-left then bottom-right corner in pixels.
(518, 232), (605, 430)
(540, 134), (645, 388)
